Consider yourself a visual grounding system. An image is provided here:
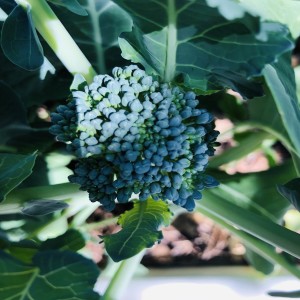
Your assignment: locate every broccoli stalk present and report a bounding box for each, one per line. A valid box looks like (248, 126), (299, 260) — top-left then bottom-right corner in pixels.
(16, 0), (96, 82)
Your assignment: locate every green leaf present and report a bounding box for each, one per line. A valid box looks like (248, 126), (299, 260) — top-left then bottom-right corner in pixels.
(103, 198), (172, 262)
(197, 203), (300, 278)
(210, 161), (296, 221)
(277, 178), (300, 212)
(207, 162), (298, 274)
(21, 199), (69, 216)
(0, 250), (101, 299)
(0, 81), (28, 143)
(5, 240), (38, 264)
(0, 0), (131, 108)
(1, 4), (44, 70)
(246, 81), (295, 153)
(40, 229), (85, 251)
(201, 189), (300, 260)
(0, 46), (70, 107)
(115, 0), (293, 98)
(48, 0), (88, 16)
(55, 0), (132, 74)
(0, 152), (37, 202)
(0, 80), (55, 153)
(263, 53), (300, 157)
(238, 0), (300, 39)
(245, 248), (274, 275)
(268, 290), (300, 298)
(0, 0), (17, 14)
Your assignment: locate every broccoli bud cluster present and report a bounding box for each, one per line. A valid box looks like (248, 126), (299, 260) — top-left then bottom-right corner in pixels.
(50, 65), (219, 211)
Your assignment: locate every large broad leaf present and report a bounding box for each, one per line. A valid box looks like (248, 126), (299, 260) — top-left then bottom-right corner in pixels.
(246, 81), (295, 153)
(115, 0), (293, 98)
(238, 0), (300, 39)
(1, 4), (44, 70)
(0, 250), (100, 299)
(0, 80), (29, 144)
(277, 178), (300, 212)
(0, 152), (37, 202)
(47, 0), (88, 16)
(53, 0), (132, 74)
(21, 199), (69, 216)
(0, 80), (55, 153)
(0, 47), (70, 107)
(0, 0), (17, 14)
(0, 0), (132, 107)
(263, 53), (300, 158)
(102, 198), (172, 262)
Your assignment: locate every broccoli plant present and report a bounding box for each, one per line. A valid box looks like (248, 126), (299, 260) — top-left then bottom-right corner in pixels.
(1, 0), (300, 299)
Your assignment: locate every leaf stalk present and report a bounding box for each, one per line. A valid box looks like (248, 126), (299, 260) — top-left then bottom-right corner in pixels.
(102, 250), (146, 300)
(19, 0), (96, 83)
(164, 0), (177, 82)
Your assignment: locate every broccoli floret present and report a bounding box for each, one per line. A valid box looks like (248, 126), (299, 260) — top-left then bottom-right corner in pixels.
(50, 65), (219, 211)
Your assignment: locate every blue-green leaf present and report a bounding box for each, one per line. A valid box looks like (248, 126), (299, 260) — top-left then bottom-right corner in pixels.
(277, 178), (300, 212)
(102, 198), (172, 262)
(0, 0), (16, 14)
(263, 53), (300, 157)
(55, 0), (132, 74)
(245, 249), (274, 275)
(48, 0), (88, 16)
(21, 199), (68, 216)
(0, 80), (30, 144)
(268, 290), (300, 298)
(247, 81), (295, 153)
(239, 0), (300, 39)
(0, 250), (101, 299)
(115, 0), (293, 98)
(0, 152), (37, 202)
(1, 4), (44, 70)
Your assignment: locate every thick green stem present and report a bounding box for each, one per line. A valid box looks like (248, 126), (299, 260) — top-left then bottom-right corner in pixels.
(70, 203), (99, 227)
(164, 0), (177, 82)
(18, 0), (97, 83)
(85, 0), (106, 74)
(4, 183), (82, 204)
(197, 205), (300, 279)
(102, 250), (145, 300)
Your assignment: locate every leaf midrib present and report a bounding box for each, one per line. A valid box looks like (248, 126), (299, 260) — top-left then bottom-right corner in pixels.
(117, 200), (147, 255)
(164, 0), (177, 82)
(84, 0), (106, 74)
(19, 267), (39, 300)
